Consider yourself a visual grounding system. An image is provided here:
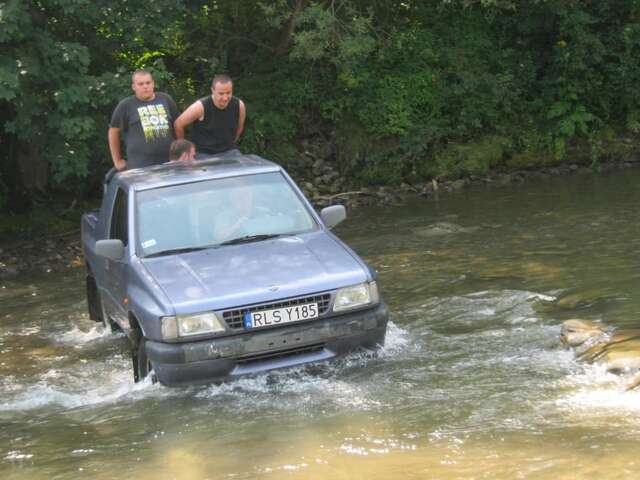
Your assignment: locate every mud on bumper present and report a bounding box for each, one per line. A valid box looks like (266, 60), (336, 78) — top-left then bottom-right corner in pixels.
(145, 302), (389, 386)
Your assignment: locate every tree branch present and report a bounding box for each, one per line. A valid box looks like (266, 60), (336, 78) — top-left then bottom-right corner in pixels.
(276, 0), (307, 56)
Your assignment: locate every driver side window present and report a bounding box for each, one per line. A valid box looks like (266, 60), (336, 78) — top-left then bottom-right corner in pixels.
(110, 188), (128, 246)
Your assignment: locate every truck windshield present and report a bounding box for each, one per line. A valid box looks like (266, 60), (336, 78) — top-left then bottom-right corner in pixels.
(136, 172), (316, 257)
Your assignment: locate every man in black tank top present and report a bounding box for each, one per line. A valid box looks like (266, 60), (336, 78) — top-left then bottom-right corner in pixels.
(174, 74), (246, 156)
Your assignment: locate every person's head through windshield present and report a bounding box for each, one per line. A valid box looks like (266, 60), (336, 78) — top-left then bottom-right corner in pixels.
(169, 139), (196, 162)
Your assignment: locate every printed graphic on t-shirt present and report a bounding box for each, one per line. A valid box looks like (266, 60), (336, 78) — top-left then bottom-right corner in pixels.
(138, 104), (170, 142)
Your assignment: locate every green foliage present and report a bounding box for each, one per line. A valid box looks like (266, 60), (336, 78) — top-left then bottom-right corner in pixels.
(357, 156), (407, 186)
(3, 0), (640, 218)
(0, 54), (19, 101)
(290, 2), (376, 70)
(546, 96), (597, 160)
(1, 1), (112, 189)
(263, 143), (300, 170)
(505, 130), (556, 169)
(430, 136), (512, 179)
(0, 198), (97, 241)
(0, 173), (7, 211)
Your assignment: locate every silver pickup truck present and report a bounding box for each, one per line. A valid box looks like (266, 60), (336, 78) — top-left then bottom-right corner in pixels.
(82, 154), (388, 386)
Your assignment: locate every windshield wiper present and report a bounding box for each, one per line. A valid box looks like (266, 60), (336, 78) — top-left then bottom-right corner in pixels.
(144, 245), (213, 258)
(219, 234), (281, 246)
(145, 235), (284, 256)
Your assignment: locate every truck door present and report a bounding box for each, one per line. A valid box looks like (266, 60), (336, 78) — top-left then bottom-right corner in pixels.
(103, 187), (130, 329)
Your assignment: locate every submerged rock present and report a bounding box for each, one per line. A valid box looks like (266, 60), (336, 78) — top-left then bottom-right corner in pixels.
(560, 319), (640, 390)
(412, 222), (480, 238)
(556, 290), (602, 309)
(537, 288), (609, 312)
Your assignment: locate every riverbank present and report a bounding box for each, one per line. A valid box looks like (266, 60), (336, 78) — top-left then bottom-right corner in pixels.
(1, 157), (638, 279)
(302, 155), (640, 208)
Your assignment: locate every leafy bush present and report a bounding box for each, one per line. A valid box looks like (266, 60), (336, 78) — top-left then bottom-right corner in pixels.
(431, 136), (512, 179)
(3, 0), (640, 215)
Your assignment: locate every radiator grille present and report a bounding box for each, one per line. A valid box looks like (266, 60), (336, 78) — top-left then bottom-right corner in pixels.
(222, 293), (332, 330)
(236, 343), (325, 365)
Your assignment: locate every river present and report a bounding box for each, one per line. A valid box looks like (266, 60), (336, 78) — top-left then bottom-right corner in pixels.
(2, 167), (640, 479)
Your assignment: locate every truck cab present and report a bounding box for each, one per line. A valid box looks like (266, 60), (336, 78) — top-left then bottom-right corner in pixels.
(82, 154), (388, 386)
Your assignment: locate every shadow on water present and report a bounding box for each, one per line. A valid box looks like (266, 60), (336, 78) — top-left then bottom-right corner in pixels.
(4, 168), (640, 478)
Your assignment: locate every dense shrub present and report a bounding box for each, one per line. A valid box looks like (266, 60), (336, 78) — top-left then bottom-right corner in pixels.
(2, 0), (640, 210)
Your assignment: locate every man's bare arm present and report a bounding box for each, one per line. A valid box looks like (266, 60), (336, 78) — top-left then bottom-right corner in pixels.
(174, 101), (205, 139)
(108, 127), (127, 171)
(236, 99), (246, 141)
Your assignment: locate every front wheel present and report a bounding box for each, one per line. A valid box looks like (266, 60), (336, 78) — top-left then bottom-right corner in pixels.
(132, 337), (156, 384)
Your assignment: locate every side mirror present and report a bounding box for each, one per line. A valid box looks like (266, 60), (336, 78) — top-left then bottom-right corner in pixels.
(320, 205), (346, 229)
(95, 239), (125, 261)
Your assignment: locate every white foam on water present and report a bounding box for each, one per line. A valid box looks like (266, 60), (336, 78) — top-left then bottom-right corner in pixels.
(193, 361), (385, 413)
(53, 324), (112, 344)
(71, 449), (94, 455)
(187, 319), (413, 413)
(465, 290), (555, 303)
(505, 315), (540, 325)
(4, 450), (34, 461)
(424, 289), (556, 329)
(224, 374), (374, 406)
(0, 375), (21, 393)
(379, 320), (415, 357)
(552, 363), (640, 422)
(530, 347), (575, 370)
(557, 362), (621, 388)
(528, 292), (557, 302)
(321, 378), (384, 410)
(41, 369), (61, 380)
(1, 318), (410, 414)
(556, 387), (640, 414)
(0, 363), (163, 412)
(3, 326), (41, 337)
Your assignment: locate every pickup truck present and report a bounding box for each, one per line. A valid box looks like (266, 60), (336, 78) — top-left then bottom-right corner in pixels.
(82, 154), (389, 386)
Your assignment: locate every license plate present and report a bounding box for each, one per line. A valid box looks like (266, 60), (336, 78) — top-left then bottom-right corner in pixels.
(244, 303), (319, 329)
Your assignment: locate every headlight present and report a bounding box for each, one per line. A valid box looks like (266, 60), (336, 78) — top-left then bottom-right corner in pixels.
(333, 282), (379, 312)
(161, 312), (225, 339)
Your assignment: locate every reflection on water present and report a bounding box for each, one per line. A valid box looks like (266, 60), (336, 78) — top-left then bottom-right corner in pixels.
(3, 168), (640, 478)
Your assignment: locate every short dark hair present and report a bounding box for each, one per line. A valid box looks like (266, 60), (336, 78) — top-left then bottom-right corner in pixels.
(132, 69), (153, 82)
(211, 74), (232, 88)
(169, 139), (195, 161)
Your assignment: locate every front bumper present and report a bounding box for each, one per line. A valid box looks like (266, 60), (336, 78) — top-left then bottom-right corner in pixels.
(146, 302), (389, 386)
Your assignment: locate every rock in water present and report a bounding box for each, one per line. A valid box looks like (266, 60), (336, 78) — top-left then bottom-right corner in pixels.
(559, 319), (607, 348)
(560, 319), (640, 390)
(413, 222), (480, 238)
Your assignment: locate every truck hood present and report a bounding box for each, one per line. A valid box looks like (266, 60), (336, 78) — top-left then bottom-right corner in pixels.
(140, 232), (368, 312)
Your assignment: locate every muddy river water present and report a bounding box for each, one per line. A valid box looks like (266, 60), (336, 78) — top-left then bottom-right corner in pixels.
(2, 167), (640, 479)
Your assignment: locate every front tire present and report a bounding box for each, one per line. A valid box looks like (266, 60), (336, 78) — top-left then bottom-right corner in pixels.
(132, 337), (156, 384)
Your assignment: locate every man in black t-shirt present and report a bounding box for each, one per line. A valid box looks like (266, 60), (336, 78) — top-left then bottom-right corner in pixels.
(108, 70), (180, 170)
(174, 74), (246, 156)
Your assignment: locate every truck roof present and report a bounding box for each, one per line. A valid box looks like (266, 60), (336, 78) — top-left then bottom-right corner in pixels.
(113, 153), (282, 191)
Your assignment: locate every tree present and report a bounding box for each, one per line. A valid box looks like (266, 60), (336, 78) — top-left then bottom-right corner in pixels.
(0, 0), (187, 207)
